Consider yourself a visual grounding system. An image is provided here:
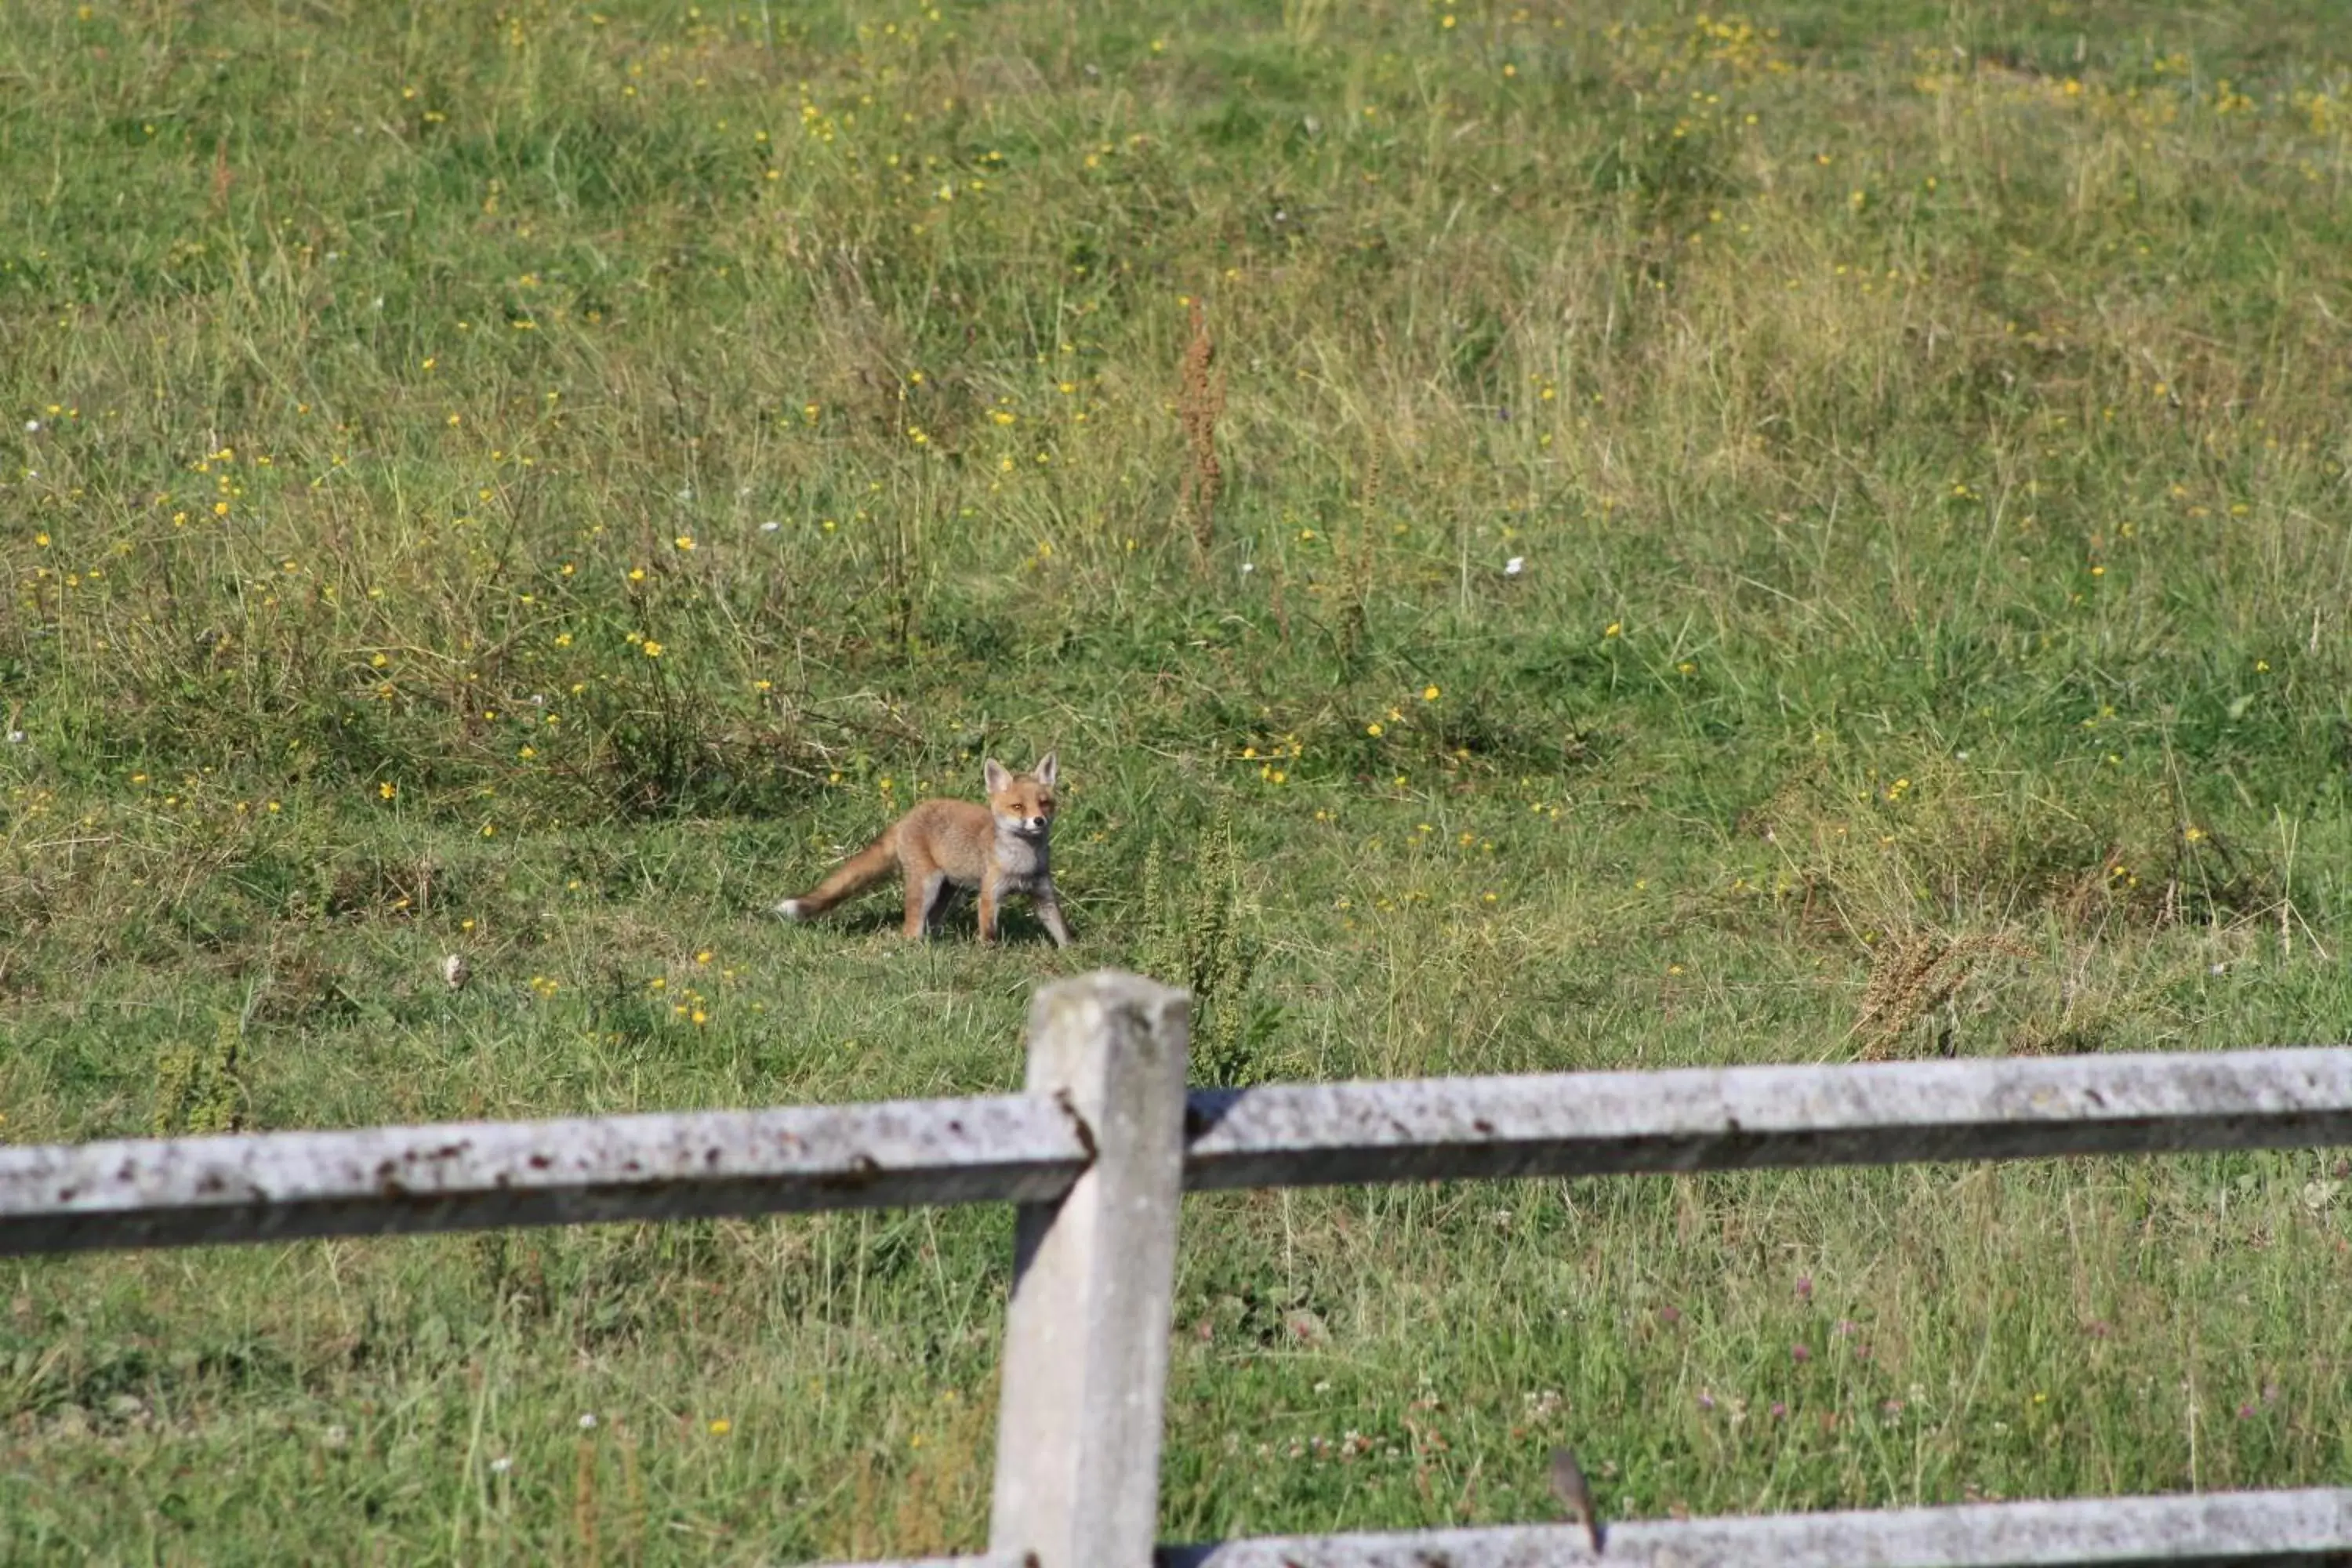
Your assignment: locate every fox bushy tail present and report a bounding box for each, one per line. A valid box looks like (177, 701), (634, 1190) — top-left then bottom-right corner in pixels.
(777, 824), (899, 919)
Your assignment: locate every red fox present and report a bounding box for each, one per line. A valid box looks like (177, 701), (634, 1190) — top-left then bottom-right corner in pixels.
(775, 754), (1072, 946)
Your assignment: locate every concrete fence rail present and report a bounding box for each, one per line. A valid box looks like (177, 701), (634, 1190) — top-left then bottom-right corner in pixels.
(0, 1091), (1090, 1255)
(1148, 1486), (2352, 1566)
(824, 1486), (2352, 1567)
(7, 971), (2350, 1568)
(10, 1044), (2350, 1258)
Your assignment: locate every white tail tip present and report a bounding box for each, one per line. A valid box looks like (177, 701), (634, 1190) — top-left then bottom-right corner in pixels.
(775, 898), (806, 921)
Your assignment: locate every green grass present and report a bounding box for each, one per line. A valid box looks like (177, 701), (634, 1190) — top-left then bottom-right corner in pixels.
(5, 0), (2351, 1559)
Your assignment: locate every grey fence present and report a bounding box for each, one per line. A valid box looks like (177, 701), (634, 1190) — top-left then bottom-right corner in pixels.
(4, 971), (2350, 1566)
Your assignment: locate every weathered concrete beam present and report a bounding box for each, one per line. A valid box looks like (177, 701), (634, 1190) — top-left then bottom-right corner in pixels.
(0, 1094), (1087, 1256)
(1156, 1485), (2352, 1566)
(8, 1047), (2350, 1258)
(1181, 1047), (2352, 1190)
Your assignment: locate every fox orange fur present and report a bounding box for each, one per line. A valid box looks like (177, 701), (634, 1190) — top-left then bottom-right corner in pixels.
(775, 753), (1072, 946)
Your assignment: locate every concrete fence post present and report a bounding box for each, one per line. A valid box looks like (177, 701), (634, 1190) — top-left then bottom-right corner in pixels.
(989, 971), (1191, 1568)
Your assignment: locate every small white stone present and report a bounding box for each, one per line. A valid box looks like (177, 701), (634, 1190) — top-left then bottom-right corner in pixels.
(442, 953), (470, 989)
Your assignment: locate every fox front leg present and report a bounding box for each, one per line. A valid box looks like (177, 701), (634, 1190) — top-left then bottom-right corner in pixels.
(1032, 891), (1073, 949)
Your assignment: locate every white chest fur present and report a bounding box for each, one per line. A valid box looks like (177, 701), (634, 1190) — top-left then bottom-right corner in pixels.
(989, 825), (1051, 891)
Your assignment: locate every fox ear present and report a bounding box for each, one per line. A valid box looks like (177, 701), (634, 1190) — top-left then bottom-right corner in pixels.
(1033, 751), (1058, 787)
(983, 757), (1011, 793)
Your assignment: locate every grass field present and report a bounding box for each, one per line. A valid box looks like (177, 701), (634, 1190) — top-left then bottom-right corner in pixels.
(5, 0), (2352, 1559)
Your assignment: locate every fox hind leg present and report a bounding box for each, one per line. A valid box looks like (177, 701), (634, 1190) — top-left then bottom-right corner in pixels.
(925, 876), (961, 932)
(905, 869), (949, 939)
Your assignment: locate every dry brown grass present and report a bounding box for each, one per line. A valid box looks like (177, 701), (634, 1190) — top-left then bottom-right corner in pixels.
(1851, 929), (2034, 1059)
(822, 1387), (994, 1561)
(1177, 298), (1227, 562)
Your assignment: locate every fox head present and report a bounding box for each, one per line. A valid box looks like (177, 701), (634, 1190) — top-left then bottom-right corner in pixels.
(982, 752), (1058, 839)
